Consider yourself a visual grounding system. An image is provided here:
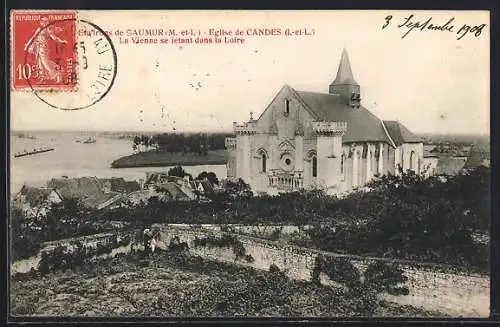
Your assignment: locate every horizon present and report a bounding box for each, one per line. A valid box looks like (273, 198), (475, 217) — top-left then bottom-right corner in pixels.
(10, 128), (490, 138)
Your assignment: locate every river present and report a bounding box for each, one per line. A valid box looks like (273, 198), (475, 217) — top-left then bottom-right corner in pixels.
(10, 131), (227, 196)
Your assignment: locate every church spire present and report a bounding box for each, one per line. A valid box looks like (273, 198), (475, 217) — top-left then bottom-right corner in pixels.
(331, 48), (357, 85)
(329, 48), (361, 107)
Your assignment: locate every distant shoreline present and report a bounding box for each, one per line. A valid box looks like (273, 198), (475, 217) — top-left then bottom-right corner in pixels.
(111, 149), (227, 168)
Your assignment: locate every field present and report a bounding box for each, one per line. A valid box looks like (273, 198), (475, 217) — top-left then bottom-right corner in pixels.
(10, 250), (443, 318)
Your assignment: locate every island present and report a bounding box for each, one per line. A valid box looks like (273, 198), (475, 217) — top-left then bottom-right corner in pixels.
(110, 149), (227, 168)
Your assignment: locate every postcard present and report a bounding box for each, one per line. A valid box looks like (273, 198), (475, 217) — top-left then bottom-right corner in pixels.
(9, 10), (490, 319)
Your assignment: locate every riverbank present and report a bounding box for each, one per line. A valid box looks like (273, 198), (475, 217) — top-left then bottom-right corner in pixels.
(110, 150), (226, 168)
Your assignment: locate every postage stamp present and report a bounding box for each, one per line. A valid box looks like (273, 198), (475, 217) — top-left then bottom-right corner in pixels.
(11, 10), (77, 90)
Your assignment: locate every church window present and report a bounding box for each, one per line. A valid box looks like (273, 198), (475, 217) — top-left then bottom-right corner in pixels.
(262, 154), (267, 173)
(285, 99), (290, 115)
(410, 151), (416, 172)
(312, 156), (317, 177)
(341, 154), (345, 175)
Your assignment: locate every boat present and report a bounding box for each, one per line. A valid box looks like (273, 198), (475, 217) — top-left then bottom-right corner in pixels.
(83, 137), (96, 144)
(14, 147), (54, 158)
(15, 133), (36, 139)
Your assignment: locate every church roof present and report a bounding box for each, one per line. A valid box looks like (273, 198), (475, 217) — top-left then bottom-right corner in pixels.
(292, 89), (394, 144)
(330, 48), (358, 86)
(383, 120), (422, 145)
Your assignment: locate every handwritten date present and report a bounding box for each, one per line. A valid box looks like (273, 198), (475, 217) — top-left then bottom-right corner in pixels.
(382, 14), (486, 40)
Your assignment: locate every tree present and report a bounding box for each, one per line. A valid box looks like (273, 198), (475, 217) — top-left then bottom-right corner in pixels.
(224, 178), (253, 198)
(304, 166), (490, 270)
(168, 165), (192, 180)
(197, 171), (219, 185)
(43, 198), (95, 241)
(11, 207), (42, 260)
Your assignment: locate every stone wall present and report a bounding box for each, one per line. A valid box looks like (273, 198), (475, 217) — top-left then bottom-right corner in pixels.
(11, 232), (133, 275)
(155, 225), (489, 317)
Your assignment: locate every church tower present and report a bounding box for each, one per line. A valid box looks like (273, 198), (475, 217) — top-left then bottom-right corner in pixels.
(329, 48), (361, 108)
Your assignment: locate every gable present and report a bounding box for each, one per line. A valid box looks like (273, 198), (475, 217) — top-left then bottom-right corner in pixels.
(254, 85), (315, 138)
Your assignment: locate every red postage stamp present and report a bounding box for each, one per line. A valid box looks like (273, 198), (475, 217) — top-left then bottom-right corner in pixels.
(11, 10), (77, 90)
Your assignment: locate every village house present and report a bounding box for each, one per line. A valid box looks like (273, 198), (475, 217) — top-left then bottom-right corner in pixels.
(226, 48), (424, 195)
(464, 142), (490, 170)
(422, 142), (489, 179)
(433, 157), (468, 178)
(190, 178), (216, 200)
(47, 177), (125, 210)
(99, 177), (141, 194)
(139, 173), (197, 202)
(13, 185), (63, 218)
(131, 172), (217, 203)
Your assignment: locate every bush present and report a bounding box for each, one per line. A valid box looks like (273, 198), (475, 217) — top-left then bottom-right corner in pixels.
(11, 199), (124, 262)
(168, 236), (190, 252)
(268, 264), (288, 282)
(269, 264), (281, 274)
(312, 255), (361, 289)
(10, 207), (42, 260)
(269, 227), (282, 241)
(363, 261), (409, 295)
(96, 243), (112, 256)
(193, 234), (252, 262)
(117, 235), (132, 247)
(37, 236), (126, 274)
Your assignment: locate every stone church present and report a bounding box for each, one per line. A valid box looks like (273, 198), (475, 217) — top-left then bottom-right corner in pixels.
(225, 49), (423, 195)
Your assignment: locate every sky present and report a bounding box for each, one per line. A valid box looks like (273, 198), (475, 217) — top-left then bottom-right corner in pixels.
(11, 10), (490, 135)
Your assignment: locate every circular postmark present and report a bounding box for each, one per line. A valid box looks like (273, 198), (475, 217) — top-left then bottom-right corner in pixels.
(23, 18), (117, 111)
